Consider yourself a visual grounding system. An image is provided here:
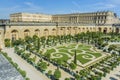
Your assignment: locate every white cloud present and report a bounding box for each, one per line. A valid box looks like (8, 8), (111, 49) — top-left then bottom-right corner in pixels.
(24, 2), (43, 11)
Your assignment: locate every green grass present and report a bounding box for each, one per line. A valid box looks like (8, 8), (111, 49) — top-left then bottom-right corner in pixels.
(43, 43), (103, 65)
(71, 49), (83, 53)
(88, 52), (102, 58)
(67, 44), (76, 48)
(57, 46), (67, 49)
(59, 49), (73, 56)
(78, 44), (91, 49)
(82, 48), (91, 52)
(52, 53), (70, 62)
(77, 54), (91, 64)
(44, 48), (56, 55)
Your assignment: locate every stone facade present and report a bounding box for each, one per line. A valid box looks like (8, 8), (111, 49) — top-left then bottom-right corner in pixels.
(10, 13), (52, 22)
(10, 11), (120, 25)
(1, 23), (118, 40)
(0, 11), (120, 49)
(52, 11), (120, 25)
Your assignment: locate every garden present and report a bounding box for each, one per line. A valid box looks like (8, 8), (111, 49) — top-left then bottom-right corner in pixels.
(43, 43), (103, 66)
(4, 31), (120, 80)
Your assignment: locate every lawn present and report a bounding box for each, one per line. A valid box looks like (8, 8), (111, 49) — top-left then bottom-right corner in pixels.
(52, 53), (70, 62)
(86, 52), (102, 58)
(77, 54), (92, 64)
(44, 48), (56, 55)
(43, 43), (103, 65)
(59, 49), (73, 56)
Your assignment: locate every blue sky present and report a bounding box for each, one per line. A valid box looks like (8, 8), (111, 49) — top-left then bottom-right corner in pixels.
(0, 0), (120, 19)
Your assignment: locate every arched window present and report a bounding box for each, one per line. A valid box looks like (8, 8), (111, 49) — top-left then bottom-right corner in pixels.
(98, 27), (102, 32)
(52, 28), (56, 36)
(35, 29), (40, 37)
(103, 28), (107, 34)
(24, 29), (30, 37)
(11, 30), (18, 41)
(116, 28), (119, 33)
(44, 29), (49, 37)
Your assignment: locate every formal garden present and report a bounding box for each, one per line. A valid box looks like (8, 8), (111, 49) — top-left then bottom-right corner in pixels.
(42, 43), (104, 67)
(4, 31), (120, 80)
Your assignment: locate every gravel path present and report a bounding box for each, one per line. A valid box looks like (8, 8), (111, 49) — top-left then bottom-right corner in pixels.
(2, 48), (50, 80)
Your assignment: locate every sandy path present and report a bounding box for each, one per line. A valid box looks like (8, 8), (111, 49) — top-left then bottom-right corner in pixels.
(3, 48), (50, 80)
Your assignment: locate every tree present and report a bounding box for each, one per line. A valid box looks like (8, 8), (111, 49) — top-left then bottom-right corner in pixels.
(12, 38), (24, 46)
(4, 39), (11, 47)
(74, 50), (77, 64)
(47, 70), (52, 78)
(26, 78), (30, 80)
(25, 36), (32, 44)
(56, 59), (62, 67)
(45, 53), (51, 60)
(32, 56), (36, 63)
(18, 68), (26, 77)
(65, 78), (70, 80)
(37, 38), (40, 51)
(37, 61), (48, 72)
(75, 74), (80, 80)
(69, 62), (76, 71)
(101, 43), (108, 47)
(108, 45), (117, 51)
(54, 69), (61, 80)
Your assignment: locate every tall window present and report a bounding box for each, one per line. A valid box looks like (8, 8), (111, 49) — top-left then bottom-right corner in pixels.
(24, 30), (30, 37)
(35, 29), (40, 37)
(52, 29), (56, 36)
(12, 34), (16, 41)
(44, 29), (49, 37)
(11, 30), (18, 41)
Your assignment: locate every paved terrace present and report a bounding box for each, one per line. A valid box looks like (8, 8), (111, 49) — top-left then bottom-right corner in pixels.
(0, 54), (24, 80)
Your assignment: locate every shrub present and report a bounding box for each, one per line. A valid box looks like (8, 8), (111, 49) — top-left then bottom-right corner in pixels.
(4, 39), (11, 47)
(54, 69), (61, 79)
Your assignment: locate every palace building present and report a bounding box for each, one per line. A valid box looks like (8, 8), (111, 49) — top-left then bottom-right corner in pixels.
(0, 11), (120, 48)
(52, 11), (120, 25)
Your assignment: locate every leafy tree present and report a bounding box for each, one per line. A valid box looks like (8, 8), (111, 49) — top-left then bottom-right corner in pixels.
(25, 36), (32, 44)
(75, 74), (80, 80)
(12, 38), (24, 46)
(32, 56), (36, 63)
(13, 63), (18, 69)
(69, 62), (76, 70)
(108, 45), (117, 51)
(65, 78), (70, 80)
(37, 38), (40, 51)
(18, 68), (26, 77)
(37, 61), (48, 71)
(4, 39), (11, 47)
(57, 59), (62, 66)
(101, 43), (108, 47)
(26, 78), (30, 80)
(45, 53), (51, 60)
(54, 69), (61, 80)
(47, 70), (52, 77)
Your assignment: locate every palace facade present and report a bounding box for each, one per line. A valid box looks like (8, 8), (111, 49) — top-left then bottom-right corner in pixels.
(0, 11), (120, 48)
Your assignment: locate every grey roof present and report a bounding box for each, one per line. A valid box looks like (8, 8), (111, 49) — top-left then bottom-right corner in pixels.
(0, 54), (24, 80)
(0, 21), (116, 27)
(0, 22), (96, 26)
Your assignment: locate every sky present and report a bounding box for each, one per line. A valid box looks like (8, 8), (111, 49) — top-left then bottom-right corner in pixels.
(0, 0), (120, 19)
